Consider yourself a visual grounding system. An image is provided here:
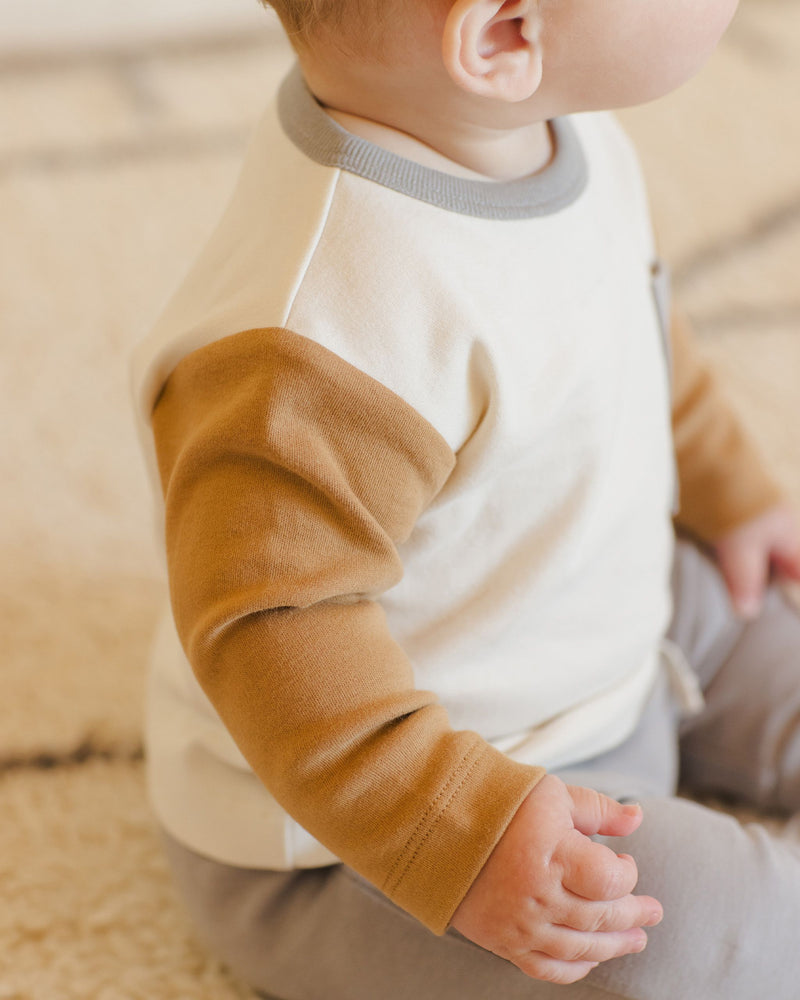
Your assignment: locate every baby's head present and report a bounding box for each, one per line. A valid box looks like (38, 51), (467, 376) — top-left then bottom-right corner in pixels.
(261, 0), (739, 121)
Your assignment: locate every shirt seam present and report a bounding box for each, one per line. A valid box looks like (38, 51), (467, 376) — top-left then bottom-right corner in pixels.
(281, 166), (343, 330)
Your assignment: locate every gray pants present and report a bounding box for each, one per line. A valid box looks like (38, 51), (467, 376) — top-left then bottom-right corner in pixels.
(162, 541), (800, 999)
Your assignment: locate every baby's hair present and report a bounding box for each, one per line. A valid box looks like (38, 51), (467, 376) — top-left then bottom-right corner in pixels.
(259, 0), (371, 48)
(259, 0), (446, 54)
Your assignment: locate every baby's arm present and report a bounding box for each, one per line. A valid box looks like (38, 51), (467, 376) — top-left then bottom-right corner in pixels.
(152, 329), (662, 981)
(151, 327), (541, 933)
(670, 307), (784, 543)
(670, 310), (799, 616)
(451, 775), (662, 985)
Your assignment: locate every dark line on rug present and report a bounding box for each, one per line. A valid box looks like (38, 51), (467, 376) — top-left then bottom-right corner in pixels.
(0, 738), (144, 775)
(0, 27), (281, 77)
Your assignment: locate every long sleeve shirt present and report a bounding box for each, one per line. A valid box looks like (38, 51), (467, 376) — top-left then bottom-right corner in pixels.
(132, 66), (783, 934)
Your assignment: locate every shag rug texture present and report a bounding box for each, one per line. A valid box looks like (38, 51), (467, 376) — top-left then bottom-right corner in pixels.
(2, 3), (800, 996)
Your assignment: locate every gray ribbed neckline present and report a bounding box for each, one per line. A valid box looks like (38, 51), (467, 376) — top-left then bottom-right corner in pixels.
(277, 65), (588, 221)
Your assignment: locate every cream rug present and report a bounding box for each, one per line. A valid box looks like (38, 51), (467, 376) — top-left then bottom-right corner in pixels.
(2, 3), (799, 996)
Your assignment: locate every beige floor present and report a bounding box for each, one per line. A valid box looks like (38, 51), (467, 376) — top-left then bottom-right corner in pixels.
(1, 3), (799, 997)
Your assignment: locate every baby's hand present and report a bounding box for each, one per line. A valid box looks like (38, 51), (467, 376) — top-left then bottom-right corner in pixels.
(714, 502), (800, 620)
(450, 775), (662, 985)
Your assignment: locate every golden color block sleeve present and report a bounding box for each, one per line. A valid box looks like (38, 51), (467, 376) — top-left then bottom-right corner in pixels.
(670, 309), (784, 541)
(151, 327), (544, 933)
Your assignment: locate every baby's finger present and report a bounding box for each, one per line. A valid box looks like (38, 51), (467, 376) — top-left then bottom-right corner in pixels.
(773, 543), (800, 583)
(568, 784), (644, 839)
(511, 952), (599, 986)
(539, 924), (649, 967)
(716, 539), (767, 619)
(559, 888), (663, 933)
(558, 833), (639, 900)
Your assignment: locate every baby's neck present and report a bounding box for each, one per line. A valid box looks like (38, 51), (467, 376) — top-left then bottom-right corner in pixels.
(300, 54), (553, 183)
(324, 105), (553, 183)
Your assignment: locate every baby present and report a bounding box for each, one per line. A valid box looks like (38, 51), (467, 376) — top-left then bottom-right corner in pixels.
(132, 0), (800, 996)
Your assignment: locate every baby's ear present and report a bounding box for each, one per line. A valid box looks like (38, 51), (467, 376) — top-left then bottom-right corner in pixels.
(442, 0), (543, 102)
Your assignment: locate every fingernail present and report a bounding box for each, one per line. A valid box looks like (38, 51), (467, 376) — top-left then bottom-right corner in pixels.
(646, 908), (663, 926)
(635, 933), (648, 953)
(735, 596), (762, 620)
(622, 802), (642, 816)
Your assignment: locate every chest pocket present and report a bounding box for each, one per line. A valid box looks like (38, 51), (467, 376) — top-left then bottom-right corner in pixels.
(650, 258), (680, 517)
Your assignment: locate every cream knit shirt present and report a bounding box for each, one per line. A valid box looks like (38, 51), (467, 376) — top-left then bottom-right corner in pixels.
(133, 67), (675, 896)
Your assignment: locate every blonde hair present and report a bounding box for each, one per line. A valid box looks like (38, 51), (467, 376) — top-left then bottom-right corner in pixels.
(259, 0), (449, 56)
(259, 0), (374, 49)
